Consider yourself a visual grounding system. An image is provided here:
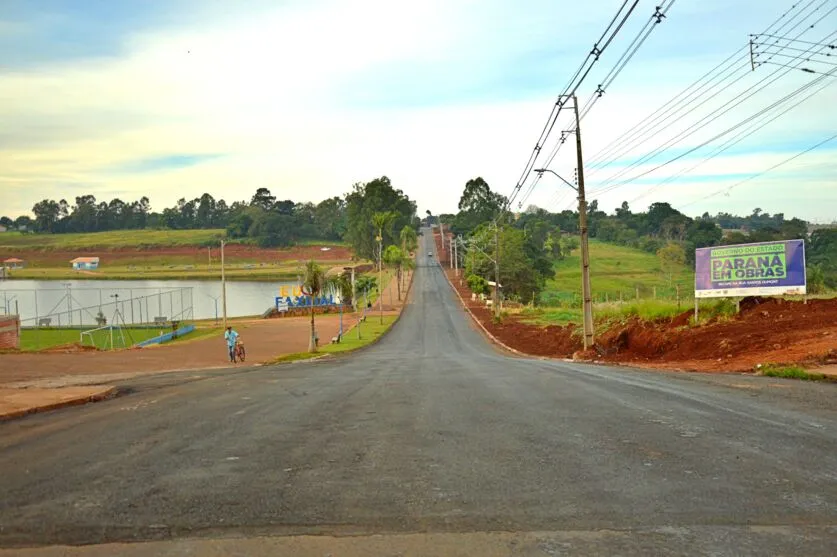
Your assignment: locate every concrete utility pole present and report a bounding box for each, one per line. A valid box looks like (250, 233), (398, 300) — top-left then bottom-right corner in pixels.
(377, 233), (383, 325)
(493, 223), (500, 319)
(220, 240), (227, 329)
(573, 95), (594, 350)
(532, 94), (594, 350)
(449, 237), (454, 269)
(454, 236), (459, 275)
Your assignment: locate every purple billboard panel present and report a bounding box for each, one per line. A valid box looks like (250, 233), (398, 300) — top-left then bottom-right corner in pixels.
(695, 239), (806, 298)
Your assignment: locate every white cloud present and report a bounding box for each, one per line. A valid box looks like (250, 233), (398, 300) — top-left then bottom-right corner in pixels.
(0, 0), (835, 224)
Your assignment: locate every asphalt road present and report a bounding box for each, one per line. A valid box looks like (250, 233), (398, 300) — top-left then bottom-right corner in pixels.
(2, 230), (837, 555)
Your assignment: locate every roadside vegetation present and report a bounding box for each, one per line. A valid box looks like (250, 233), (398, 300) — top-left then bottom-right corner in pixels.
(270, 315), (398, 364)
(757, 364), (830, 381)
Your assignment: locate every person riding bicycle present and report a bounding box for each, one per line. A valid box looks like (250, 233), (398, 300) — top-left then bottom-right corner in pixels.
(224, 326), (239, 363)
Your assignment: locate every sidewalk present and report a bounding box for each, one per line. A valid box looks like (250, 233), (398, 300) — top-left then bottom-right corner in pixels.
(0, 386), (115, 420)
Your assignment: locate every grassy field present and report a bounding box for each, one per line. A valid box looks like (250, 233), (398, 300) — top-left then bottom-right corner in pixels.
(7, 262), (348, 281)
(0, 229), (228, 250)
(1, 229), (358, 281)
(19, 326), (170, 351)
(270, 315), (398, 364)
(541, 239), (694, 306)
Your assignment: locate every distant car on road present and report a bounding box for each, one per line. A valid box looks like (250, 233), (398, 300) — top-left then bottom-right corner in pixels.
(427, 252), (433, 257)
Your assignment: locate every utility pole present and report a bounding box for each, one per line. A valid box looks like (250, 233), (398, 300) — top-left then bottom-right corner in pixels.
(220, 240), (227, 329)
(573, 94), (594, 350)
(454, 236), (459, 275)
(449, 237), (454, 269)
(377, 233), (383, 325)
(493, 223), (500, 319)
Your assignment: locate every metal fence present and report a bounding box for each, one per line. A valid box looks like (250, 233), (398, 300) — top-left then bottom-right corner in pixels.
(0, 286), (194, 329)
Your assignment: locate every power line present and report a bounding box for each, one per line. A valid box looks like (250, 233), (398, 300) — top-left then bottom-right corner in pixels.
(678, 131), (837, 209)
(593, 60), (837, 200)
(627, 67), (837, 204)
(515, 0), (676, 209)
(589, 23), (837, 194)
(503, 0), (640, 211)
(585, 0), (829, 171)
(759, 60), (837, 73)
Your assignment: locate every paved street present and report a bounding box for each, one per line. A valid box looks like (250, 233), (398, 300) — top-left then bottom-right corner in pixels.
(2, 231), (837, 555)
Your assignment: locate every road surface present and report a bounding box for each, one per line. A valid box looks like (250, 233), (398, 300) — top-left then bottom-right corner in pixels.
(1, 230), (837, 555)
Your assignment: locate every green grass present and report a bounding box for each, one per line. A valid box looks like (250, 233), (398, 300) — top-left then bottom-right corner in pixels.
(0, 229), (227, 250)
(269, 315), (398, 364)
(7, 260), (356, 282)
(541, 239), (693, 306)
(19, 326), (172, 351)
(758, 364), (828, 381)
(521, 297), (739, 328)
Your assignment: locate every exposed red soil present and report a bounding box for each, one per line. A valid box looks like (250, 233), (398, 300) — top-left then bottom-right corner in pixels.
(435, 229), (837, 374)
(2, 244), (353, 266)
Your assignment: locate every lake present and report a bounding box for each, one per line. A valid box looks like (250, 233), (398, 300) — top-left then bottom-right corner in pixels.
(0, 279), (299, 327)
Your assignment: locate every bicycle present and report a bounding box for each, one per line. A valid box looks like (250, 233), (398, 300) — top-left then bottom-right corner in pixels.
(233, 339), (246, 363)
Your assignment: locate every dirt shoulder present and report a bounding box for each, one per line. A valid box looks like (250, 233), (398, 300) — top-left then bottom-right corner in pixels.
(444, 266), (837, 374)
(0, 315), (349, 387)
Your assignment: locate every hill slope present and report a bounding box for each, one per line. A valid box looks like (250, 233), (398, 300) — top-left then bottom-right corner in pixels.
(541, 239), (693, 305)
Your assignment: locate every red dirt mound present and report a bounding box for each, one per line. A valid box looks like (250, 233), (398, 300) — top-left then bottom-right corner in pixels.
(596, 297), (837, 371)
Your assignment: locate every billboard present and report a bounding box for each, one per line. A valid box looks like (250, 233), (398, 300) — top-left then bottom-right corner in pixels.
(695, 239), (806, 298)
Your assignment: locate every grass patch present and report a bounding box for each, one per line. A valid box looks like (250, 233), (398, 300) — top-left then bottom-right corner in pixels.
(268, 315), (398, 364)
(19, 326), (168, 351)
(542, 239), (693, 305)
(758, 364), (827, 381)
(0, 229), (228, 250)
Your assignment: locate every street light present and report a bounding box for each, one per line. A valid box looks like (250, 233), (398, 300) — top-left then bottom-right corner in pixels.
(534, 168), (577, 191)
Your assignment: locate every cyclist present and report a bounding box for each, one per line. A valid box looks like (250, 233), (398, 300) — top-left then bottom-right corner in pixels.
(224, 326), (239, 363)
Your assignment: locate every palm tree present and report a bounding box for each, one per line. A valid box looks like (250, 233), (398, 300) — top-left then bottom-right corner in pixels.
(301, 260), (339, 353)
(371, 211), (397, 323)
(400, 225), (418, 255)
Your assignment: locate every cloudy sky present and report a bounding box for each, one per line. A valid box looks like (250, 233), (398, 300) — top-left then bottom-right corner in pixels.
(1, 0), (836, 221)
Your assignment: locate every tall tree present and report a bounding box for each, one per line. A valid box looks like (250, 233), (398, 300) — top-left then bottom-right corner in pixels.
(400, 225), (418, 254)
(300, 260), (339, 353)
(250, 188), (276, 211)
(345, 177), (417, 260)
(31, 199), (61, 233)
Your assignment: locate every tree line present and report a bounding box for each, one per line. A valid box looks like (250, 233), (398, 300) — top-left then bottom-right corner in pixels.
(4, 177), (420, 253)
(437, 178), (835, 302)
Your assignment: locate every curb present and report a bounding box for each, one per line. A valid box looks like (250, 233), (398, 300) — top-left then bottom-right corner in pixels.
(0, 386), (117, 421)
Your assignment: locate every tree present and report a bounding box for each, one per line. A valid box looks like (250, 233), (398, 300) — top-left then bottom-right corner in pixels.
(384, 245), (413, 301)
(400, 225), (418, 254)
(345, 177), (417, 260)
(455, 177), (506, 234)
(196, 193), (217, 228)
(354, 275), (377, 310)
(0, 216), (12, 228)
(14, 215), (33, 231)
(248, 211), (296, 247)
(300, 260), (339, 353)
(657, 242), (686, 285)
(250, 188), (276, 211)
(315, 197), (347, 240)
(31, 199), (62, 233)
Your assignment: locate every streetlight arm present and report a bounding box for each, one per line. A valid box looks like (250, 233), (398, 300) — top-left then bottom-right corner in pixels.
(534, 168), (577, 192)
